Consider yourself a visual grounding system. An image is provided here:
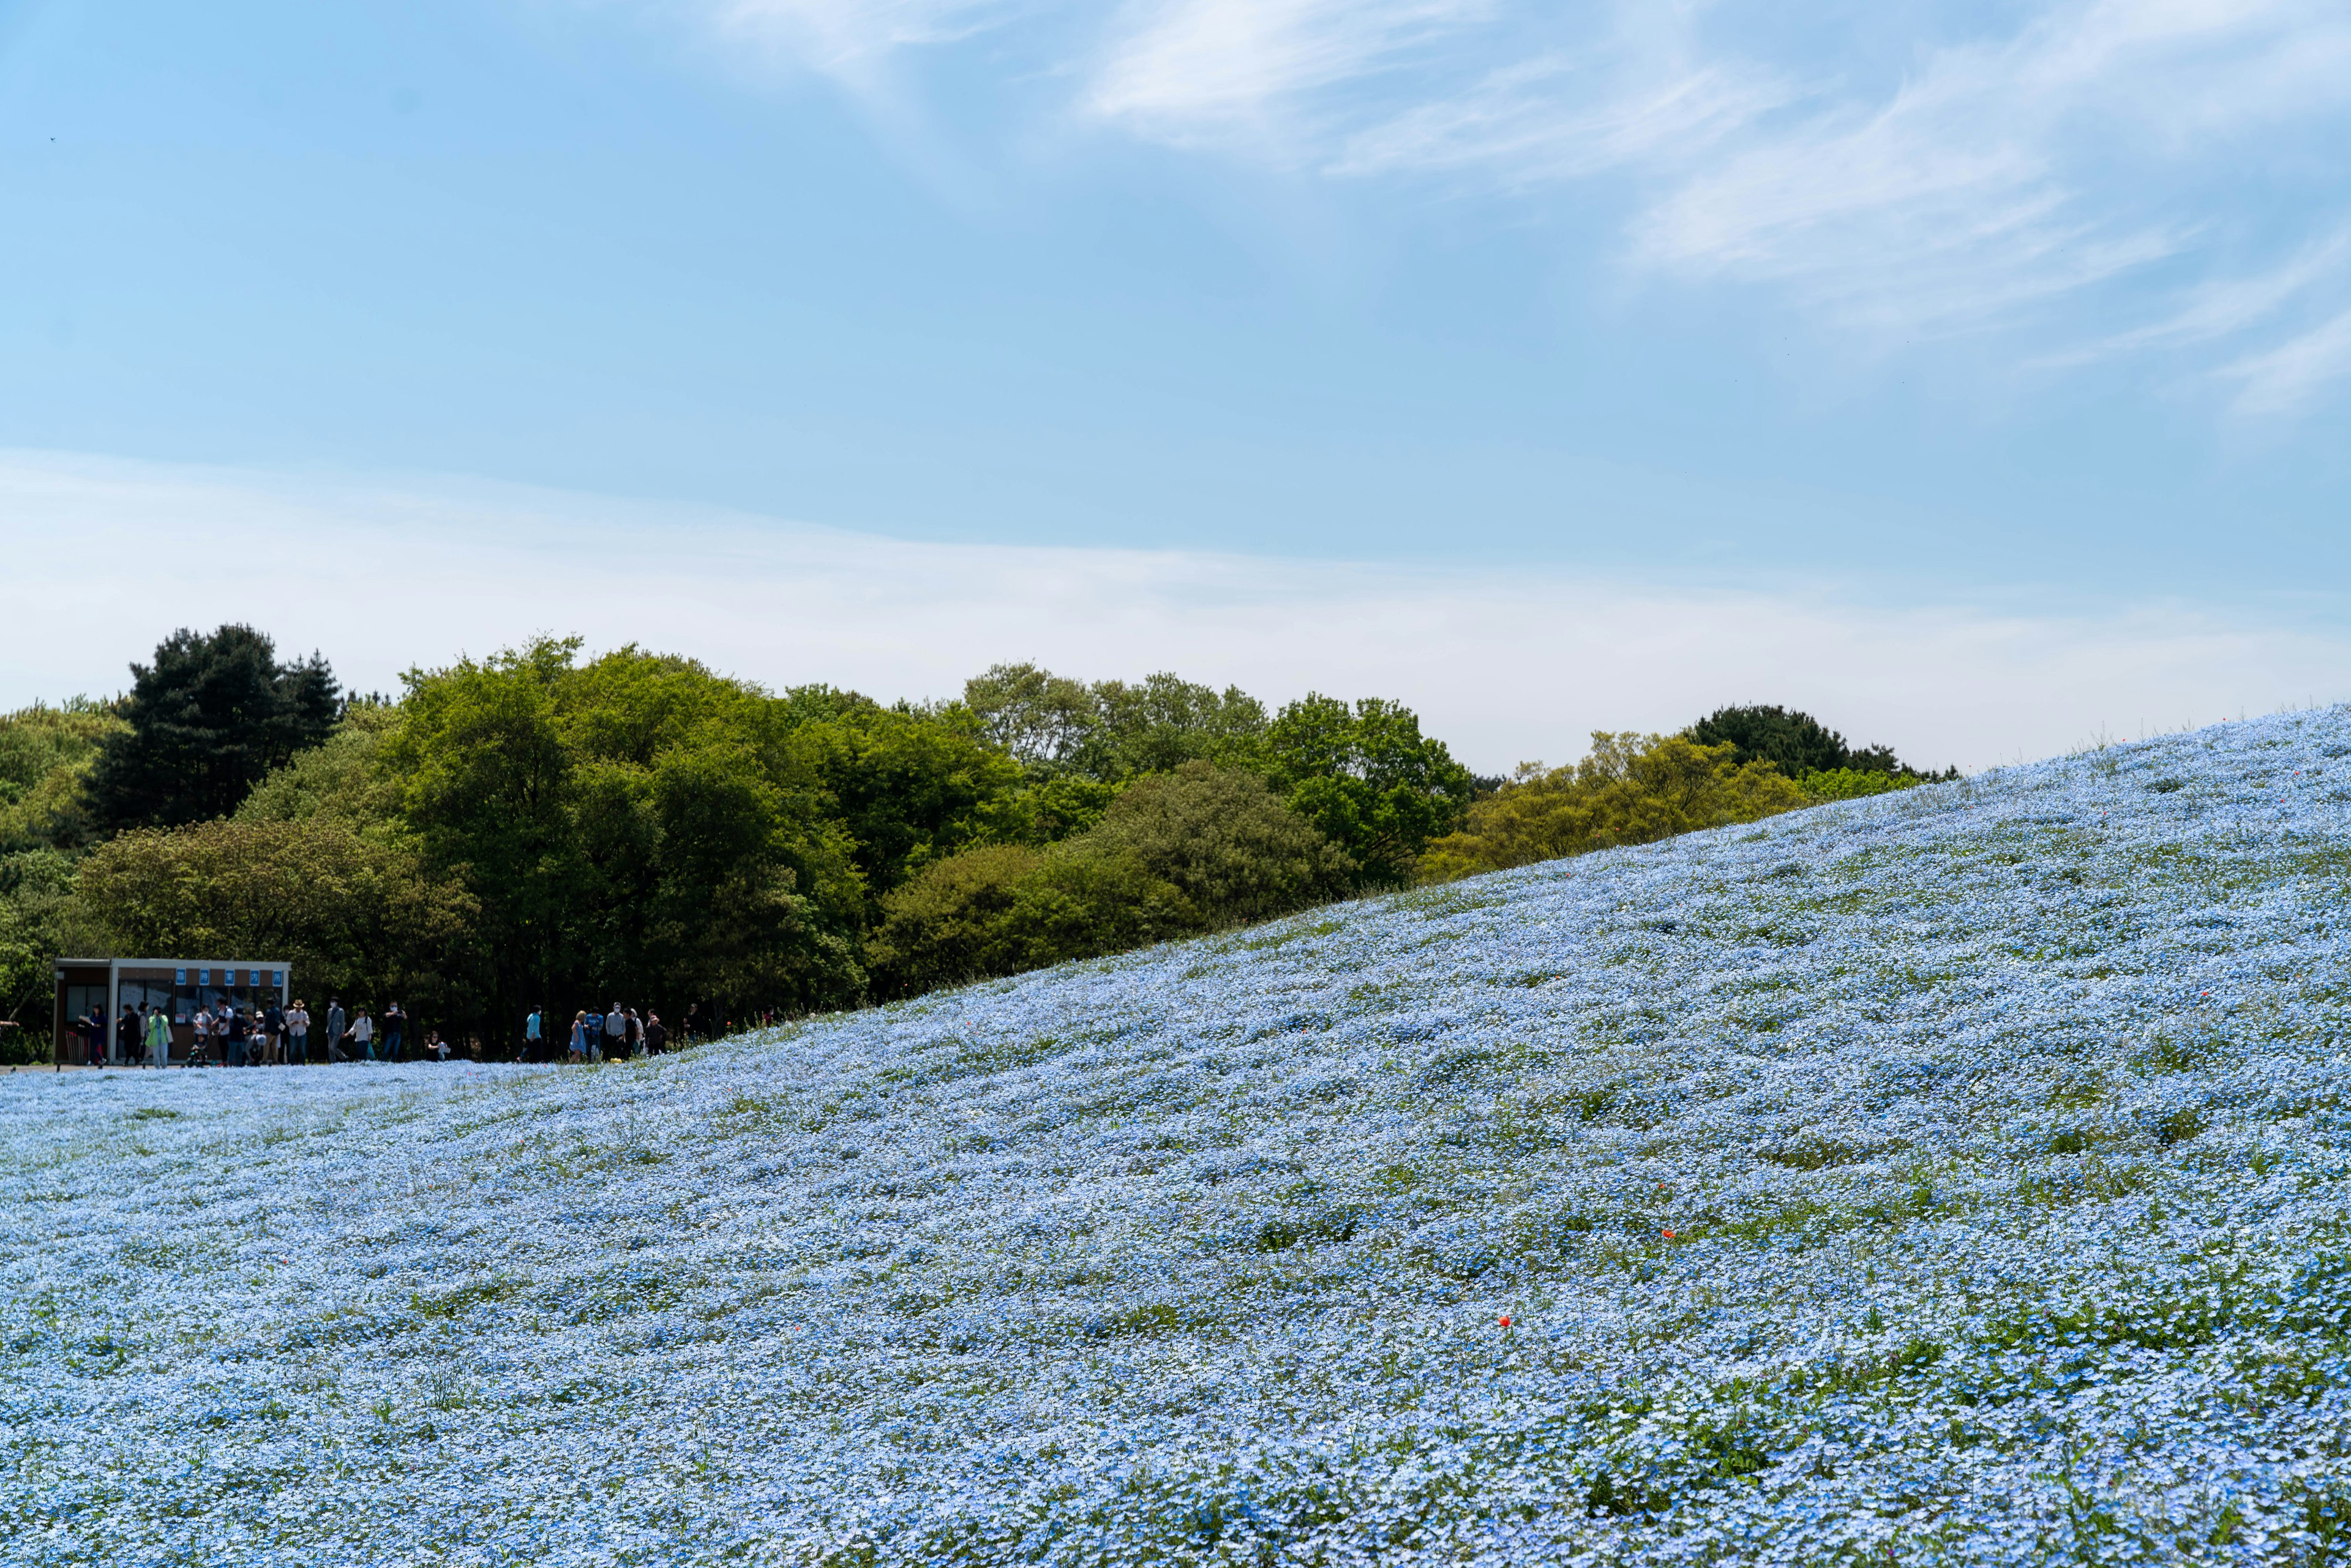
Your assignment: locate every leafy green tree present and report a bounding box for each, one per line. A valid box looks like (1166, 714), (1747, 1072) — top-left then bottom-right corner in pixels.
(383, 639), (865, 1037)
(71, 818), (479, 1019)
(1259, 695), (1473, 889)
(1087, 762), (1351, 924)
(0, 700), (125, 853)
(963, 664), (1268, 784)
(865, 842), (1199, 998)
(234, 700), (406, 831)
(963, 663), (1103, 776)
(1418, 733), (1808, 882)
(866, 763), (1349, 996)
(86, 625), (340, 831)
(789, 694), (1022, 906)
(382, 638), (577, 1032)
(0, 848), (95, 1062)
(1084, 675), (1267, 779)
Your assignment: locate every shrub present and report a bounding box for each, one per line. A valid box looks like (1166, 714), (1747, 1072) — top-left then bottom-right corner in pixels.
(866, 766), (1348, 994)
(1798, 768), (1921, 801)
(1086, 763), (1353, 925)
(1417, 733), (1808, 882)
(866, 844), (1201, 997)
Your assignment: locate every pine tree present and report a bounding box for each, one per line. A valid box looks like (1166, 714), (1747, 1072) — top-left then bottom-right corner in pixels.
(86, 626), (340, 831)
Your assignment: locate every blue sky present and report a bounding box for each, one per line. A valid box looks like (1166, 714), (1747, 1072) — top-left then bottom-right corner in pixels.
(4, 0), (2350, 766)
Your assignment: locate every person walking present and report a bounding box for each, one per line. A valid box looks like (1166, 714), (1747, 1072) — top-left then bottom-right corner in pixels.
(223, 1007), (250, 1068)
(325, 999), (348, 1063)
(350, 1007), (375, 1061)
(604, 1002), (625, 1063)
(624, 1007), (643, 1059)
(566, 1010), (587, 1065)
(114, 1005), (138, 1067)
(584, 1008), (604, 1063)
(643, 1011), (667, 1055)
(188, 1003), (213, 1067)
(383, 1002), (406, 1063)
(523, 1007), (542, 1063)
(263, 996), (286, 1066)
(285, 999), (310, 1065)
(143, 1003), (171, 1067)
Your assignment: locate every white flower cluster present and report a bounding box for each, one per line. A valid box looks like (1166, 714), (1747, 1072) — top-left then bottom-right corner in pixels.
(8, 713), (2351, 1566)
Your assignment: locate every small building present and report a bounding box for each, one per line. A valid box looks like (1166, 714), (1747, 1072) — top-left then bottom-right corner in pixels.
(52, 958), (292, 1065)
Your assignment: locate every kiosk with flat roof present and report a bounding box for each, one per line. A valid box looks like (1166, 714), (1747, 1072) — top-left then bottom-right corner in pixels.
(51, 957), (291, 1067)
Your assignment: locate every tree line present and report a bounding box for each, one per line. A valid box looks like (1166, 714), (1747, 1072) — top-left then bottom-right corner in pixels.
(0, 626), (1951, 1059)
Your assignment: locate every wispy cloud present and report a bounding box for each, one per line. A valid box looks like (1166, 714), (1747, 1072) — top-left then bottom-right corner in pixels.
(626, 0), (2351, 400)
(1084, 0), (1488, 154)
(2223, 306), (2351, 415)
(2040, 227), (2351, 371)
(1621, 1), (2351, 332)
(689, 0), (1015, 83)
(1333, 57), (1790, 183)
(1081, 0), (2351, 353)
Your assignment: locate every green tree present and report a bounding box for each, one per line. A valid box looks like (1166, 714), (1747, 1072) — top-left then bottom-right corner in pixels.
(866, 762), (1351, 996)
(963, 664), (1269, 784)
(865, 842), (1200, 998)
(789, 694), (1022, 906)
(382, 639), (865, 1038)
(963, 663), (1103, 776)
(1087, 762), (1351, 924)
(86, 625), (340, 831)
(234, 700), (406, 831)
(1259, 695), (1473, 889)
(1084, 675), (1267, 779)
(1686, 704), (1953, 780)
(1418, 733), (1809, 882)
(0, 700), (125, 853)
(0, 848), (95, 1062)
(71, 818), (479, 1019)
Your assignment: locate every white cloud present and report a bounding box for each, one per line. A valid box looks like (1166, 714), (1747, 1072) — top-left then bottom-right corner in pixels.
(1333, 57), (1789, 183)
(2049, 228), (2351, 366)
(1086, 0), (1487, 152)
(682, 0), (1013, 82)
(2222, 306), (2351, 415)
(1621, 0), (2351, 332)
(2, 451), (2345, 776)
(1082, 0), (2351, 354)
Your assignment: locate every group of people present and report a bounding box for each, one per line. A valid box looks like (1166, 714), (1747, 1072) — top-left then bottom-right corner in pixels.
(520, 1003), (670, 1063)
(81, 997), (459, 1067)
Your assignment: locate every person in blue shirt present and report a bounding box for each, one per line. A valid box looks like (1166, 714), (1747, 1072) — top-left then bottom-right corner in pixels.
(524, 1007), (542, 1062)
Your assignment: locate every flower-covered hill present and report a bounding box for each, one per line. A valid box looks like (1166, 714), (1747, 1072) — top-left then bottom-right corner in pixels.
(10, 713), (2351, 1566)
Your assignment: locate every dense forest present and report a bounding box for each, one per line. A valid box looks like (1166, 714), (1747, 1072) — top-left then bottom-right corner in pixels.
(0, 626), (1951, 1059)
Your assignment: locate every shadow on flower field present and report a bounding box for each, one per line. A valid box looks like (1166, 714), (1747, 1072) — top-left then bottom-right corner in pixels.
(9, 711), (2351, 1564)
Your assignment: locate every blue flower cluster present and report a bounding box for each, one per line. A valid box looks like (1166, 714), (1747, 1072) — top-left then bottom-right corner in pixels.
(7, 711), (2351, 1566)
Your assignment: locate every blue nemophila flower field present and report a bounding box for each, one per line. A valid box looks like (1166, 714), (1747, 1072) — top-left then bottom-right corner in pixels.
(10, 713), (2351, 1566)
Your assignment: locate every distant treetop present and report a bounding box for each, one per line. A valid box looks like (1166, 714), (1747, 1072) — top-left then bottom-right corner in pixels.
(1685, 704), (1952, 781)
(86, 625), (341, 832)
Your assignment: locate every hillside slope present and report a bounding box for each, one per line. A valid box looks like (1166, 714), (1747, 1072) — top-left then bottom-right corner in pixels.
(8, 713), (2351, 1565)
